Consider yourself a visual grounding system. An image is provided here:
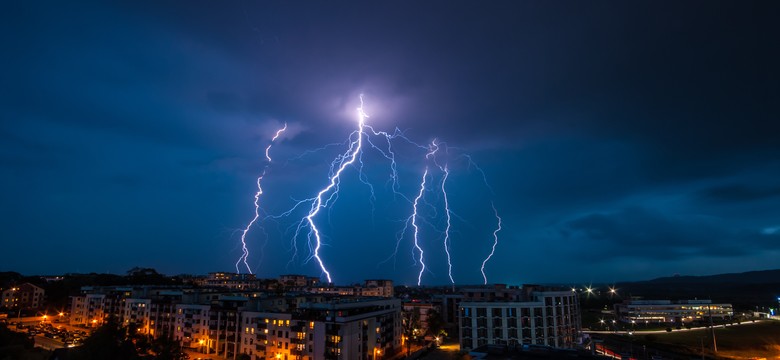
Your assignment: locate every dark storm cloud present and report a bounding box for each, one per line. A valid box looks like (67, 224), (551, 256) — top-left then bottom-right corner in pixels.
(697, 184), (780, 204)
(2, 1), (778, 282)
(559, 207), (780, 261)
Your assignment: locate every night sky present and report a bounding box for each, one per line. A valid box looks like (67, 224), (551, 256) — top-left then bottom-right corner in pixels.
(2, 1), (778, 285)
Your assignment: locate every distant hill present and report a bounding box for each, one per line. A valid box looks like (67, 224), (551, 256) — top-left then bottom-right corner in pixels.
(615, 269), (780, 309)
(637, 269), (780, 284)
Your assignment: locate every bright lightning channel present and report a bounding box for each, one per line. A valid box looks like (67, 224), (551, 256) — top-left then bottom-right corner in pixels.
(267, 96), (501, 285)
(440, 166), (454, 284)
(296, 96), (369, 283)
(236, 123), (287, 274)
(425, 141), (455, 284)
(411, 167), (429, 286)
(480, 202), (502, 284)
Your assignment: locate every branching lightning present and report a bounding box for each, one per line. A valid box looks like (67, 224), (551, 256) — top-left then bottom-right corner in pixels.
(236, 123), (287, 274)
(289, 96), (370, 283)
(242, 96), (503, 285)
(480, 202), (502, 284)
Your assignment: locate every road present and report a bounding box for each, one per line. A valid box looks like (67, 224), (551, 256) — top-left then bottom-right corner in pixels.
(585, 319), (765, 335)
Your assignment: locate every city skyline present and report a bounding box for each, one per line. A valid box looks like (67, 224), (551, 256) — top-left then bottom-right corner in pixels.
(2, 2), (778, 284)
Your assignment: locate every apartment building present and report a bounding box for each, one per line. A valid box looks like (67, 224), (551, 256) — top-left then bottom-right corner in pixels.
(67, 282), (403, 359)
(237, 298), (402, 360)
(1, 283), (45, 310)
(280, 275), (320, 288)
(459, 286), (581, 351)
(362, 280), (394, 298)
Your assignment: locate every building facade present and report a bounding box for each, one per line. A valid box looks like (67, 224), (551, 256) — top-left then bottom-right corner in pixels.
(1, 283), (45, 310)
(69, 284), (402, 360)
(614, 299), (733, 323)
(459, 288), (581, 351)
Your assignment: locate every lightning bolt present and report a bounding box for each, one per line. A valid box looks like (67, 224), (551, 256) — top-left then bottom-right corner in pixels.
(292, 96), (369, 283)
(261, 96), (502, 286)
(235, 123), (287, 274)
(480, 202), (502, 284)
(411, 168), (428, 286)
(425, 141), (454, 284)
(440, 166), (454, 284)
(266, 124), (288, 161)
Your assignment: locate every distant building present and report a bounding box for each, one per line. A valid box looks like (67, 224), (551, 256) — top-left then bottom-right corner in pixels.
(279, 274), (320, 288)
(307, 280), (394, 298)
(194, 272), (260, 290)
(432, 293), (463, 326)
(459, 285), (581, 351)
(362, 280), (394, 298)
(614, 299), (733, 323)
(1, 283), (45, 310)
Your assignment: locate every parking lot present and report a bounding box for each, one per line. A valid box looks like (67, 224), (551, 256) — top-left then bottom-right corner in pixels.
(7, 318), (90, 350)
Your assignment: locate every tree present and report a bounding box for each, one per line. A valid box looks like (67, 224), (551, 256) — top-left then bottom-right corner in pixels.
(70, 316), (139, 360)
(402, 309), (420, 356)
(426, 308), (446, 340)
(150, 336), (187, 360)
